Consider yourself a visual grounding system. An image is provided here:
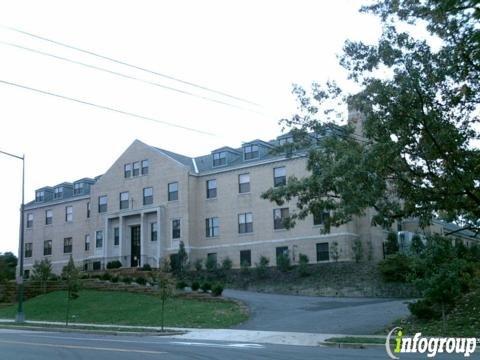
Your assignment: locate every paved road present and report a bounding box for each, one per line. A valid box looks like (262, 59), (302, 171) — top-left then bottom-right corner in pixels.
(224, 289), (411, 334)
(0, 329), (465, 360)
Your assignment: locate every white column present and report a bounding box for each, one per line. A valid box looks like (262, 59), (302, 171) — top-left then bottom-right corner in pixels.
(157, 208), (161, 267)
(119, 216), (123, 264)
(140, 212), (145, 267)
(104, 217), (109, 266)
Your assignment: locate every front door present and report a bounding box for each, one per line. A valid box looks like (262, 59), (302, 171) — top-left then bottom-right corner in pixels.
(131, 225), (141, 267)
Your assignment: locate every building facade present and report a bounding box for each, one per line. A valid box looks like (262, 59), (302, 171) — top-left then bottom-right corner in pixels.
(22, 132), (389, 275)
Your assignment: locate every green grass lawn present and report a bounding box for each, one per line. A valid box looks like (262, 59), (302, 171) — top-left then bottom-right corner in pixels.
(0, 290), (248, 328)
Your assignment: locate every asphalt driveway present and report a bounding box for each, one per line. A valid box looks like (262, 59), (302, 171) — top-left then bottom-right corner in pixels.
(224, 289), (411, 334)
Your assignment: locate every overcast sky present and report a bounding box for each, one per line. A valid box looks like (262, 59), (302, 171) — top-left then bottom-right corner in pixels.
(0, 1), (382, 254)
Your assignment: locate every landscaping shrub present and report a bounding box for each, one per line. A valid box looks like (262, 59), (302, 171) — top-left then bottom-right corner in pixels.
(276, 254), (291, 272)
(111, 275), (119, 283)
(176, 280), (188, 290)
(194, 259), (203, 271)
(135, 277), (147, 285)
(255, 256), (269, 278)
(298, 253), (309, 277)
(141, 263), (152, 271)
(106, 260), (122, 269)
(122, 276), (132, 284)
(385, 232), (399, 255)
(212, 283), (224, 297)
(409, 299), (439, 320)
(240, 260), (250, 275)
(379, 254), (412, 282)
(221, 257), (233, 271)
(205, 257), (217, 272)
(201, 282), (212, 293)
(100, 272), (112, 281)
(191, 281), (200, 291)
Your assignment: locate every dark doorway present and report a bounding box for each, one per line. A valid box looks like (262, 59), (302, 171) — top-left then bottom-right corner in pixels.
(131, 225), (141, 267)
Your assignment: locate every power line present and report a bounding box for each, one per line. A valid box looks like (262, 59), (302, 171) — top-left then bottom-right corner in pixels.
(0, 79), (216, 137)
(0, 41), (262, 115)
(2, 25), (261, 107)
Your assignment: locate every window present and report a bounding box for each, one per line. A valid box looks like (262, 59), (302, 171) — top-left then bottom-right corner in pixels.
(26, 213), (33, 228)
(206, 217), (219, 238)
(98, 195), (107, 213)
(313, 211), (330, 226)
(85, 234), (90, 251)
(96, 231), (103, 248)
(87, 202), (91, 218)
(274, 208), (289, 230)
(54, 187), (63, 199)
(44, 240), (52, 256)
(316, 242), (330, 261)
(151, 223), (157, 241)
(240, 250), (251, 267)
(238, 212), (253, 233)
(65, 206), (73, 222)
(206, 179), (217, 199)
(143, 187), (153, 205)
(244, 144), (259, 160)
(23, 269), (30, 279)
(124, 163), (132, 178)
(238, 173), (250, 193)
(133, 161), (140, 176)
(36, 190), (45, 202)
(273, 166), (286, 187)
(64, 237), (73, 254)
(141, 159), (149, 175)
(276, 246), (288, 261)
(25, 243), (32, 258)
(45, 210), (53, 225)
(172, 219), (181, 239)
(213, 152), (227, 167)
(114, 227), (120, 246)
(73, 182), (84, 195)
(93, 261), (101, 271)
(168, 182), (178, 201)
(120, 192), (129, 210)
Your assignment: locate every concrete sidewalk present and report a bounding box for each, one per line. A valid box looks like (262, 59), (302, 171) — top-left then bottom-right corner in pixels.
(0, 318), (383, 347)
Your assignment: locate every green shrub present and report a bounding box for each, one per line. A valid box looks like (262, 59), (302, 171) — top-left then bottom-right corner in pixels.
(276, 254), (291, 272)
(111, 276), (119, 283)
(409, 299), (439, 320)
(298, 253), (309, 277)
(191, 281), (200, 291)
(385, 231), (399, 255)
(255, 256), (269, 278)
(240, 260), (250, 275)
(106, 260), (122, 269)
(205, 257), (217, 272)
(379, 254), (413, 282)
(201, 282), (212, 293)
(122, 276), (132, 284)
(176, 280), (188, 289)
(212, 283), (224, 297)
(141, 263), (152, 271)
(194, 259), (203, 271)
(410, 234), (425, 254)
(221, 257), (233, 271)
(135, 277), (147, 285)
(100, 272), (112, 281)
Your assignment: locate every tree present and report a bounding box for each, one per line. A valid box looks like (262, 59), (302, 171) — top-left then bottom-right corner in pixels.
(261, 0), (480, 236)
(31, 258), (53, 294)
(177, 241), (188, 274)
(330, 241), (340, 262)
(352, 239), (364, 263)
(0, 252), (17, 283)
(410, 234), (425, 254)
(155, 273), (175, 331)
(62, 256), (81, 326)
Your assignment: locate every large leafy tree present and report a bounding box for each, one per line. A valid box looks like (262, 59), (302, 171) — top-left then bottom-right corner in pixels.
(262, 0), (479, 235)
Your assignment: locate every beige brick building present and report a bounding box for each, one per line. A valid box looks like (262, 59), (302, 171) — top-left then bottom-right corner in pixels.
(22, 131), (389, 275)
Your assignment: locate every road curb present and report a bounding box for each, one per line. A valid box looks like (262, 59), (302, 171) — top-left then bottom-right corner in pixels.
(0, 324), (185, 337)
(320, 341), (385, 349)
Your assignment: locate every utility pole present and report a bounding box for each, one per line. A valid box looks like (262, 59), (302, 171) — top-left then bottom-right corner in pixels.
(0, 149), (25, 323)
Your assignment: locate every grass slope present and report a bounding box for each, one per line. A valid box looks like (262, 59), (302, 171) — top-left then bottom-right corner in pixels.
(0, 290), (247, 328)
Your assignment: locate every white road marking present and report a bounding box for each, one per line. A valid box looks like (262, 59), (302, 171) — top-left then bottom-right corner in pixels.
(0, 339), (167, 354)
(169, 341), (264, 349)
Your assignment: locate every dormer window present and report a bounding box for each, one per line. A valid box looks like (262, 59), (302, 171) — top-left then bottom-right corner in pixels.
(244, 145), (259, 160)
(36, 191), (45, 202)
(279, 136), (293, 146)
(74, 182), (84, 195)
(213, 152), (227, 167)
(54, 187), (63, 199)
